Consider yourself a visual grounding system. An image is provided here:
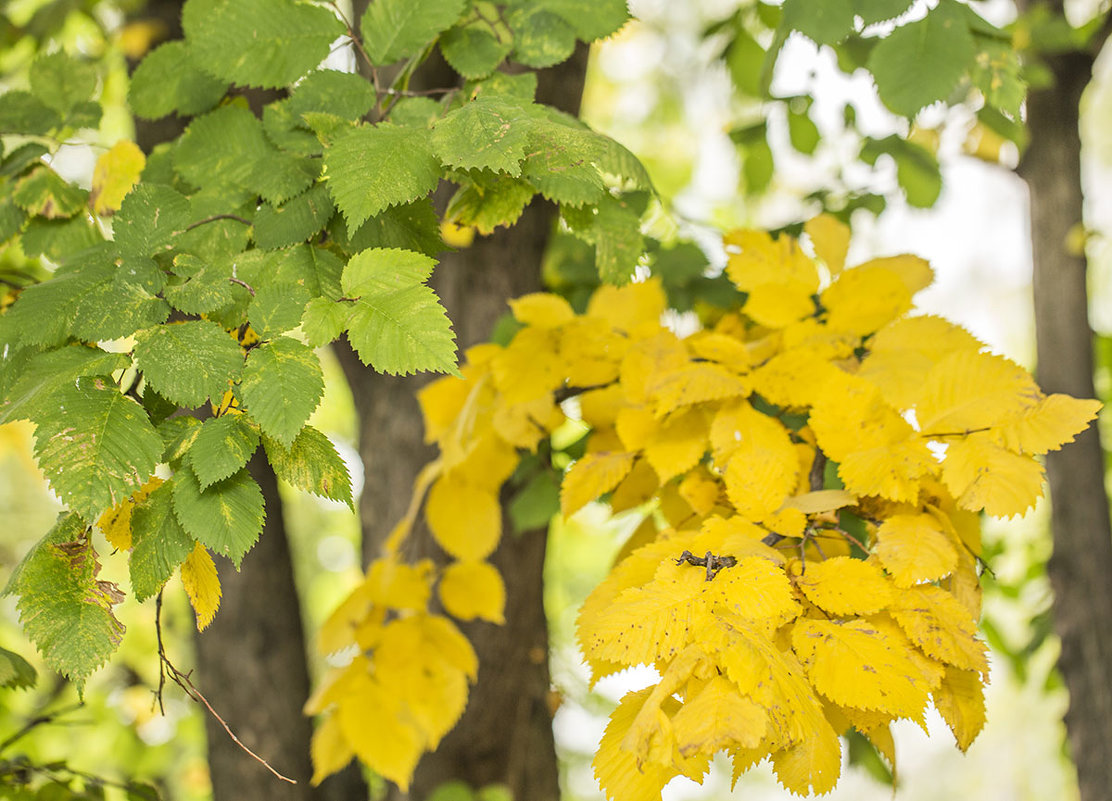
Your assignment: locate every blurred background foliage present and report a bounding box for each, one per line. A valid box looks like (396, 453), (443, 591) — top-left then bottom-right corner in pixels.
(1, 0), (1106, 799)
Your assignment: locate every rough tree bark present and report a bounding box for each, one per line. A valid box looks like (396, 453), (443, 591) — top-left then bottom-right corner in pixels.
(335, 30), (590, 801)
(1015, 9), (1112, 800)
(129, 3), (365, 799)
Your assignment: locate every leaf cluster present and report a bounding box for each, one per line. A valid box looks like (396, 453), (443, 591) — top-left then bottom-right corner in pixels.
(311, 215), (1099, 795)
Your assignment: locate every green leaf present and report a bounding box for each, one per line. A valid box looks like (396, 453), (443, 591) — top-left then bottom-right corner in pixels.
(341, 247), (457, 375)
(248, 281), (313, 338)
(240, 336), (323, 446)
(781, 0), (854, 45)
(509, 7), (578, 68)
(0, 91), (62, 135)
(431, 96), (537, 175)
(523, 118), (606, 206)
(593, 195), (643, 284)
(71, 267), (171, 342)
(113, 183), (191, 257)
(254, 184), (335, 250)
(267, 244), (345, 299)
(13, 167), (88, 218)
(726, 28), (766, 98)
(325, 122), (441, 229)
(439, 23), (511, 79)
(969, 39), (1025, 119)
(172, 464), (264, 568)
(508, 0), (629, 41)
(4, 513), (124, 687)
(187, 414), (261, 489)
(509, 470), (560, 533)
(20, 214), (102, 262)
(30, 51), (97, 114)
(183, 0), (346, 89)
(249, 151), (320, 206)
(787, 106), (821, 155)
(158, 415), (203, 465)
(134, 320), (245, 408)
(4, 261), (112, 347)
(164, 256), (238, 315)
(32, 377), (162, 523)
(854, 0), (914, 26)
(862, 135), (941, 208)
(867, 0), (975, 117)
(129, 41), (228, 120)
(361, 0), (466, 65)
(129, 483), (195, 601)
(1, 142), (49, 178)
(174, 105), (274, 193)
(445, 170), (535, 234)
(287, 69), (377, 122)
(334, 198), (444, 257)
(0, 645), (37, 689)
(1, 345), (130, 425)
(263, 426), (352, 507)
(301, 298), (351, 347)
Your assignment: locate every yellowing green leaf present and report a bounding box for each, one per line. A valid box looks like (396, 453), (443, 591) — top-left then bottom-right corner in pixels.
(804, 214), (850, 274)
(791, 557), (893, 616)
(561, 451), (637, 517)
(874, 513), (958, 587)
(792, 617), (934, 718)
(672, 675), (768, 756)
(180, 542), (221, 631)
(426, 475), (501, 560)
(91, 141), (145, 216)
(438, 560), (505, 623)
(933, 666), (986, 752)
(941, 432), (1045, 517)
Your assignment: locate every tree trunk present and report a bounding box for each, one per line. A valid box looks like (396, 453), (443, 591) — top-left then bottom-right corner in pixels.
(128, 4), (366, 799)
(1015, 26), (1112, 801)
(335, 36), (590, 801)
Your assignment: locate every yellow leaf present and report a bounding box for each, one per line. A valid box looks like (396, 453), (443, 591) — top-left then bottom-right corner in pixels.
(180, 542), (221, 631)
(858, 254), (933, 295)
(586, 278), (668, 340)
(723, 406), (798, 521)
(310, 713), (354, 785)
(561, 317), (626, 386)
(491, 326), (563, 404)
(116, 19), (166, 59)
(438, 560), (506, 623)
(1000, 393), (1101, 454)
(578, 384), (625, 429)
(770, 714), (842, 797)
(724, 229), (819, 295)
(790, 556), (893, 616)
(941, 432), (1045, 517)
(336, 671), (424, 791)
(594, 689), (679, 801)
(609, 457), (660, 513)
(743, 282), (816, 328)
(91, 140), (145, 216)
(821, 265), (912, 336)
(448, 433), (520, 492)
(418, 371), (481, 445)
(364, 557), (433, 610)
(873, 513), (958, 587)
(643, 407), (709, 484)
(688, 331), (755, 372)
(618, 331), (688, 405)
(748, 348), (843, 409)
(933, 666), (986, 752)
(859, 315), (982, 408)
(426, 475), (502, 560)
(672, 675), (768, 756)
(791, 617), (934, 719)
(440, 219), (475, 248)
(492, 395), (561, 451)
(804, 214), (850, 275)
(646, 362), (749, 417)
(678, 469), (721, 516)
(889, 586), (988, 674)
(509, 292), (575, 328)
(562, 451), (637, 517)
(916, 351), (1036, 436)
(317, 585), (372, 655)
(374, 615), (471, 748)
(781, 489), (856, 515)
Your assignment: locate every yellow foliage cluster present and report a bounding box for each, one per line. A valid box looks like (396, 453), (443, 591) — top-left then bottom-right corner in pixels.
(308, 216), (1099, 796)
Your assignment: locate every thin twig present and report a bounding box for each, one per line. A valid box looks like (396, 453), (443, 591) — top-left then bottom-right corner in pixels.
(0, 703), (85, 754)
(919, 425), (992, 439)
(228, 277), (256, 296)
(382, 86), (460, 98)
(185, 214), (251, 232)
(155, 592), (296, 784)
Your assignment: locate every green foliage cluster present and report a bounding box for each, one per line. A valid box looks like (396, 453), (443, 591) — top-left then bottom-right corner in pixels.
(0, 0), (652, 691)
